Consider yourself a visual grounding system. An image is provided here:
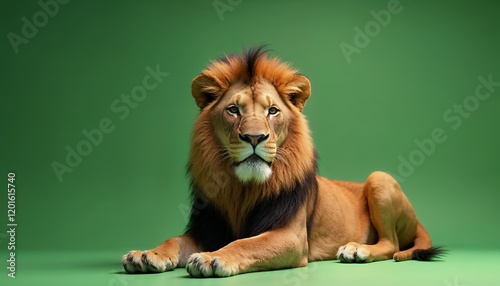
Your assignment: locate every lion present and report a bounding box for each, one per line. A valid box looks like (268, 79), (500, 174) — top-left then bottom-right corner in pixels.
(122, 46), (443, 277)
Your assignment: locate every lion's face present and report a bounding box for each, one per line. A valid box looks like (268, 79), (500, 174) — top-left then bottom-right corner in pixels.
(190, 47), (312, 185)
(211, 80), (291, 183)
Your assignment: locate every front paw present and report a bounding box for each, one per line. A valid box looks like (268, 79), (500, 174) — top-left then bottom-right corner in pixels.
(336, 242), (372, 263)
(122, 250), (177, 273)
(186, 252), (239, 277)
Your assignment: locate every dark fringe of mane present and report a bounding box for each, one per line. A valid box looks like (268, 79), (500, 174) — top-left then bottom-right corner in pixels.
(214, 45), (270, 81)
(185, 157), (318, 252)
(243, 45), (269, 80)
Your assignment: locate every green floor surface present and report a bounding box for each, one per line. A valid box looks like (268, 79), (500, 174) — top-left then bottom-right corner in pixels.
(1, 249), (499, 286)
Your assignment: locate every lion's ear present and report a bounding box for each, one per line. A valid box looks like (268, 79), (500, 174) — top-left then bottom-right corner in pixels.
(191, 74), (220, 109)
(288, 75), (311, 111)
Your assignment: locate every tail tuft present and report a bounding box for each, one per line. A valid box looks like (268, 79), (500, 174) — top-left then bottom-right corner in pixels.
(412, 246), (447, 261)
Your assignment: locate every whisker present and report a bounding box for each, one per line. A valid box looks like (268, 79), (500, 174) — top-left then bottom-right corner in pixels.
(218, 147), (232, 162)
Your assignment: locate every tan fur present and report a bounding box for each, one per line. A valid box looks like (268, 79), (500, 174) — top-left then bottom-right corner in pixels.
(122, 49), (434, 277)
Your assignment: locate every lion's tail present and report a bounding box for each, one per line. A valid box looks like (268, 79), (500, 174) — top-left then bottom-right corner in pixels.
(412, 246), (446, 261)
(395, 222), (446, 262)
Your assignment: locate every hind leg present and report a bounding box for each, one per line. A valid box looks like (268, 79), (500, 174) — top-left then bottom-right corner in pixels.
(337, 171), (418, 262)
(393, 223), (432, 261)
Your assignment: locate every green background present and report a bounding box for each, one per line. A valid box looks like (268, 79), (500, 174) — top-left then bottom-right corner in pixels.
(1, 0), (499, 285)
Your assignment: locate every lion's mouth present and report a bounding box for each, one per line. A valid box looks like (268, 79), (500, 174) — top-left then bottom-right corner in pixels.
(235, 154), (271, 166)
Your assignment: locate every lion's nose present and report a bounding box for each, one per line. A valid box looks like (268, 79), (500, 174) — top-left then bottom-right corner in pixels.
(239, 133), (269, 147)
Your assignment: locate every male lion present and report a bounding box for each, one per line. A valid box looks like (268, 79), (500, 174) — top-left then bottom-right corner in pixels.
(122, 46), (443, 277)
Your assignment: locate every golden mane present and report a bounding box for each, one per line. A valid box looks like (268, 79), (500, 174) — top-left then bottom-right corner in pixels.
(188, 47), (316, 237)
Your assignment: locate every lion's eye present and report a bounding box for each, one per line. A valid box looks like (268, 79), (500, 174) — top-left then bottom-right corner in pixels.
(227, 105), (240, 115)
(268, 106), (280, 115)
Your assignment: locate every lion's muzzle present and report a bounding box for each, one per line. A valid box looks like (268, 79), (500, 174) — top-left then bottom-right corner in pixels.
(233, 131), (274, 183)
